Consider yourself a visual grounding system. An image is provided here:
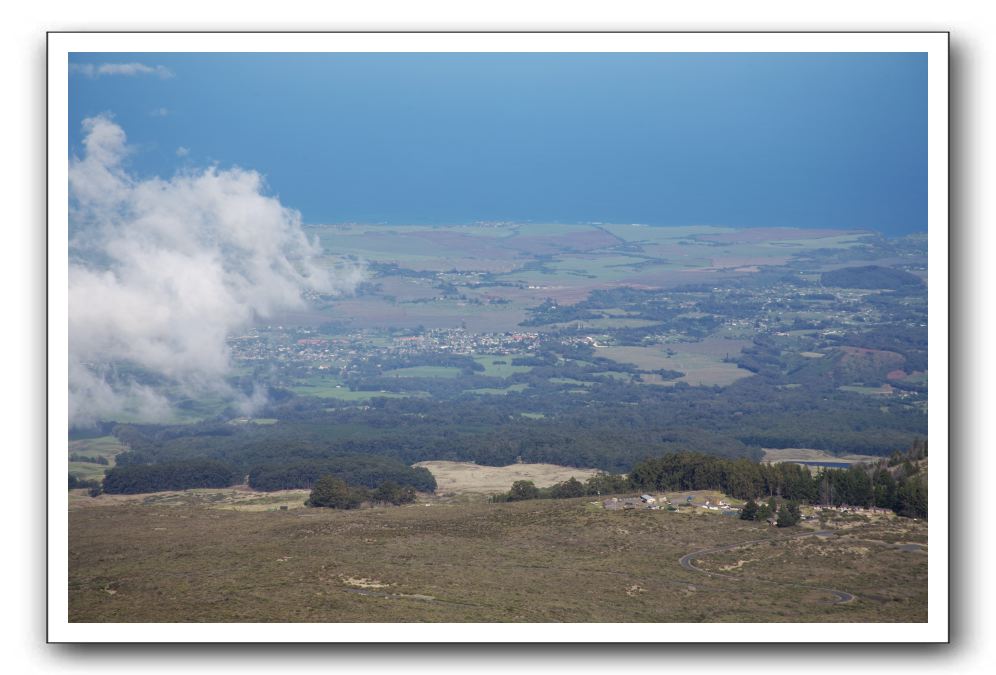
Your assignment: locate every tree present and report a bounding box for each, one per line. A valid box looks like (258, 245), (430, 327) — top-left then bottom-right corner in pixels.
(508, 480), (540, 501)
(740, 499), (759, 521)
(550, 477), (585, 499)
(373, 480), (416, 505)
(756, 502), (773, 521)
(873, 468), (898, 509)
(776, 501), (801, 527)
(896, 475), (927, 519)
(584, 472), (629, 496)
(307, 475), (366, 509)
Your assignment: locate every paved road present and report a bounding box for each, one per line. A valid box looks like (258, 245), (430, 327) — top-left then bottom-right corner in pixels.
(678, 529), (856, 604)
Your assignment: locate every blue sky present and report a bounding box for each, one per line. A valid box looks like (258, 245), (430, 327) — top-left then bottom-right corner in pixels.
(68, 52), (927, 234)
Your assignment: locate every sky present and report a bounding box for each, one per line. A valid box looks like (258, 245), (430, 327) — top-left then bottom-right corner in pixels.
(68, 52), (928, 234)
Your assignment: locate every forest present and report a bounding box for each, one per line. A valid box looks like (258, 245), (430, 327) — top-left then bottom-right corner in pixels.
(820, 265), (925, 290)
(102, 459), (239, 494)
(248, 457), (436, 492)
(494, 442), (928, 520)
(627, 443), (928, 518)
(101, 364), (925, 479)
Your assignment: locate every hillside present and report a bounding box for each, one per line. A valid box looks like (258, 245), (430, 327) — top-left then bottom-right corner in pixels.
(69, 492), (927, 623)
(820, 265), (924, 290)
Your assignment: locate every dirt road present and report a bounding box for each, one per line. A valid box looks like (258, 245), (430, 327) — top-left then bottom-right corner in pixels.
(678, 529), (856, 604)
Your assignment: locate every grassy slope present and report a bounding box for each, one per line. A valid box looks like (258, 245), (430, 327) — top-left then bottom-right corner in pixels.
(68, 436), (128, 482)
(69, 497), (926, 623)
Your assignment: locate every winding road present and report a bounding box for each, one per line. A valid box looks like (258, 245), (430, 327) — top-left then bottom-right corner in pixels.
(678, 529), (856, 604)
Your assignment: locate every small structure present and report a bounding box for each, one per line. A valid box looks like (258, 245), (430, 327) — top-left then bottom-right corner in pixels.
(603, 496), (654, 511)
(640, 494), (656, 504)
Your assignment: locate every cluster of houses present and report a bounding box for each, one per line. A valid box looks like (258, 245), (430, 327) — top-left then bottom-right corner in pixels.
(812, 505), (893, 515)
(599, 493), (899, 527)
(389, 328), (541, 356)
(602, 494), (741, 514)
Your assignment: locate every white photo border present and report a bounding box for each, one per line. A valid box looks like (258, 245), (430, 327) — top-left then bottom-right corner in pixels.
(47, 31), (949, 643)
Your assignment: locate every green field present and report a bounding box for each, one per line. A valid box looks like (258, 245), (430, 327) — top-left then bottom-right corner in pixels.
(68, 436), (128, 481)
(596, 343), (752, 387)
(471, 356), (534, 378)
(595, 223), (738, 243)
(839, 385), (895, 396)
(383, 366), (463, 378)
(592, 371), (635, 382)
(547, 317), (662, 330)
(92, 397), (228, 425)
(549, 378), (591, 387)
(465, 383), (529, 395)
(290, 377), (425, 400)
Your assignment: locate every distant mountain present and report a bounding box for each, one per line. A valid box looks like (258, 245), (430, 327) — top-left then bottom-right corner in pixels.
(820, 265), (924, 290)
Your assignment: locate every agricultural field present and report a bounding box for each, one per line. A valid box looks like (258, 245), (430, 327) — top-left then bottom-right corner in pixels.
(265, 223), (895, 335)
(762, 448), (882, 465)
(289, 376), (425, 400)
(327, 296), (528, 333)
(382, 365), (463, 379)
(68, 494), (927, 623)
(470, 355), (533, 377)
(839, 384), (897, 396)
(596, 340), (752, 387)
(464, 383), (529, 396)
(68, 436), (128, 481)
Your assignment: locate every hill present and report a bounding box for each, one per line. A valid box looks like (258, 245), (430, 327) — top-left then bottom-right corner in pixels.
(820, 265), (924, 290)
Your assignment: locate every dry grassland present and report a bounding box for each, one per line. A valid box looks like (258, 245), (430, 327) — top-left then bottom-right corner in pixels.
(413, 461), (602, 495)
(762, 448), (882, 464)
(69, 494), (926, 623)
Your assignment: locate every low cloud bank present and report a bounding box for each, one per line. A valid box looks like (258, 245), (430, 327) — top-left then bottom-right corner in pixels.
(69, 115), (362, 426)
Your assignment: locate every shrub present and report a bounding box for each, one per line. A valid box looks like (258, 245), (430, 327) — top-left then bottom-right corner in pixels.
(776, 501), (802, 527)
(508, 480), (540, 501)
(307, 475), (367, 509)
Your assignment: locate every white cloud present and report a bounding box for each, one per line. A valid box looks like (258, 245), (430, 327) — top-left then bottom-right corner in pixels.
(70, 62), (174, 79)
(151, 107), (170, 117)
(175, 146), (190, 157)
(68, 115), (364, 426)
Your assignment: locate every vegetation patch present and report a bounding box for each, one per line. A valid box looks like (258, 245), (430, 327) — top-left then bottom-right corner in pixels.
(68, 495), (926, 623)
(414, 461), (602, 495)
(383, 365), (463, 379)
